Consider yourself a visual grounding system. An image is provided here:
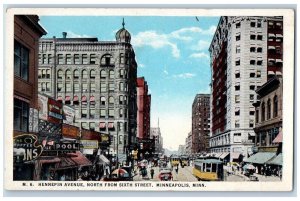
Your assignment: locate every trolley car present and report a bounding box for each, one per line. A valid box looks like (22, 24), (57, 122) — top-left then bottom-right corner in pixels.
(192, 158), (224, 181)
(180, 155), (189, 167)
(170, 155), (180, 167)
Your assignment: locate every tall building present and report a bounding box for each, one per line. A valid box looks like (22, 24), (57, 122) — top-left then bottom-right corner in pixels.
(150, 126), (163, 155)
(185, 131), (192, 155)
(136, 77), (151, 140)
(13, 15), (47, 180)
(209, 16), (283, 162)
(191, 94), (210, 154)
(178, 145), (185, 155)
(38, 20), (138, 155)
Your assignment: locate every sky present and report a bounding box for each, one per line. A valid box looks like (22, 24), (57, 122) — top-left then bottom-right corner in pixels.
(39, 16), (220, 151)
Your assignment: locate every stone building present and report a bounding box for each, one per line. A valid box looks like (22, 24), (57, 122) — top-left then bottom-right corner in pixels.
(191, 94), (210, 154)
(37, 21), (138, 155)
(209, 16), (283, 162)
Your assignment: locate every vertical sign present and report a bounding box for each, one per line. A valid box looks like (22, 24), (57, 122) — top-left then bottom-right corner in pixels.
(38, 94), (48, 121)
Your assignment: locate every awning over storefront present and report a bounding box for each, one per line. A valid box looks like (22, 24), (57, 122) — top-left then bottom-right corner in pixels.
(56, 157), (77, 170)
(39, 157), (61, 164)
(98, 154), (110, 165)
(266, 153), (282, 166)
(244, 152), (277, 164)
(68, 151), (92, 167)
(220, 152), (230, 159)
(273, 131), (283, 143)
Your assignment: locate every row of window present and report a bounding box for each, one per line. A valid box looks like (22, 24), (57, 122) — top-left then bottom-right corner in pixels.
(57, 95), (128, 105)
(39, 82), (51, 92)
(56, 82), (128, 93)
(235, 34), (263, 41)
(234, 84), (261, 91)
(80, 108), (128, 119)
(235, 59), (263, 66)
(258, 96), (278, 122)
(14, 41), (29, 81)
(234, 94), (256, 104)
(235, 70), (262, 78)
(235, 119), (255, 128)
(38, 69), (51, 79)
(235, 20), (262, 29)
(81, 122), (128, 134)
(57, 69), (128, 80)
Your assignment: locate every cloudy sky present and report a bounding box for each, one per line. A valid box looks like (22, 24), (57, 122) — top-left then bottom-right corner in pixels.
(39, 16), (220, 151)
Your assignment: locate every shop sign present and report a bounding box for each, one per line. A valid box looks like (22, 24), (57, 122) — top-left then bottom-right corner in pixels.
(80, 140), (98, 149)
(62, 124), (79, 139)
(28, 108), (39, 133)
(81, 129), (101, 141)
(38, 94), (48, 121)
(63, 105), (75, 125)
(13, 134), (43, 162)
(48, 98), (63, 124)
(54, 143), (80, 151)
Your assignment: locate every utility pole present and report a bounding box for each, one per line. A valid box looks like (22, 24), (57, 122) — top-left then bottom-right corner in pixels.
(116, 121), (119, 168)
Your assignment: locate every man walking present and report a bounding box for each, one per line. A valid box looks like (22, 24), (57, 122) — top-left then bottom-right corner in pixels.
(150, 168), (155, 179)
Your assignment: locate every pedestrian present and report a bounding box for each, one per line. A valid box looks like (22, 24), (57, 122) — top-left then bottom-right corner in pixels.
(150, 168), (155, 179)
(175, 165), (179, 174)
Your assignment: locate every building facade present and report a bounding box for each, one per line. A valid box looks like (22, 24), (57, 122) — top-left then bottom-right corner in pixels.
(38, 22), (138, 155)
(185, 131), (192, 155)
(209, 16), (283, 162)
(150, 127), (163, 155)
(191, 94), (210, 154)
(14, 15), (47, 137)
(136, 77), (151, 140)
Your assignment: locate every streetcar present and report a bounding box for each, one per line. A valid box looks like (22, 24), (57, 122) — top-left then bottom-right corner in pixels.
(180, 155), (189, 167)
(170, 155), (180, 167)
(192, 157), (224, 181)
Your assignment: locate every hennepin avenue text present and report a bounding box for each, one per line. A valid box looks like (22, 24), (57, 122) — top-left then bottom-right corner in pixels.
(12, 14), (283, 185)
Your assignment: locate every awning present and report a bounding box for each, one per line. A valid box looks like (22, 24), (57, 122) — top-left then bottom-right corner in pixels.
(235, 82), (240, 86)
(268, 46), (275, 50)
(268, 58), (275, 62)
(68, 151), (92, 167)
(244, 152), (277, 164)
(108, 122), (114, 128)
(268, 33), (275, 38)
(99, 122), (106, 128)
(56, 157), (77, 170)
(273, 131), (283, 143)
(39, 157), (61, 164)
(268, 71), (275, 75)
(73, 95), (79, 102)
(276, 71), (282, 76)
(65, 96), (71, 101)
(98, 154), (110, 165)
(231, 152), (241, 159)
(250, 107), (255, 112)
(276, 59), (283, 63)
(266, 153), (282, 166)
(90, 96), (95, 102)
(81, 96), (87, 102)
(235, 108), (240, 112)
(57, 96), (62, 101)
(220, 152), (230, 159)
(214, 153), (223, 158)
(276, 34), (283, 38)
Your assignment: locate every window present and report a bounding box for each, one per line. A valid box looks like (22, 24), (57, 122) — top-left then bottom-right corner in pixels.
(249, 120), (254, 128)
(65, 69), (71, 80)
(233, 133), (242, 143)
(261, 102), (265, 121)
(250, 35), (256, 40)
(66, 54), (71, 64)
(235, 60), (240, 66)
(120, 53), (125, 64)
(41, 83), (46, 91)
(90, 109), (95, 119)
(90, 54), (96, 64)
(82, 54), (88, 64)
(236, 46), (241, 53)
(250, 47), (256, 52)
(257, 21), (262, 28)
(46, 69), (51, 79)
(14, 41), (29, 81)
(38, 54), (42, 64)
(57, 70), (63, 79)
(250, 60), (256, 65)
(257, 35), (263, 40)
(119, 82), (124, 91)
(119, 108), (124, 117)
(100, 109), (106, 118)
(235, 108), (240, 116)
(109, 96), (114, 105)
(42, 54), (47, 64)
(119, 95), (124, 104)
(100, 97), (106, 105)
(267, 99), (271, 119)
(235, 71), (240, 78)
(250, 85), (255, 90)
(235, 95), (240, 103)
(235, 85), (240, 91)
(236, 22), (241, 28)
(66, 83), (71, 92)
(74, 70), (79, 79)
(249, 108), (255, 116)
(119, 69), (124, 78)
(82, 83), (88, 92)
(236, 35), (241, 41)
(250, 72), (255, 77)
(46, 83), (50, 92)
(119, 135), (123, 144)
(14, 99), (29, 132)
(82, 70), (88, 79)
(256, 109), (259, 123)
(257, 47), (262, 53)
(109, 70), (115, 79)
(90, 83), (96, 92)
(273, 95), (278, 118)
(74, 54), (80, 64)
(257, 60), (263, 65)
(100, 83), (106, 92)
(250, 94), (255, 102)
(100, 70), (107, 79)
(81, 109), (87, 118)
(101, 54), (113, 66)
(250, 21), (256, 27)
(81, 122), (88, 129)
(90, 69), (96, 79)
(109, 83), (114, 92)
(57, 83), (63, 92)
(58, 54), (64, 64)
(108, 109), (115, 118)
(235, 120), (240, 128)
(74, 83), (79, 92)
(89, 122), (95, 131)
(257, 70), (261, 78)
(124, 109), (127, 118)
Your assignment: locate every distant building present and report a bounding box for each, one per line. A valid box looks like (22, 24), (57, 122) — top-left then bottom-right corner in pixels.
(150, 127), (163, 155)
(38, 20), (138, 155)
(178, 145), (185, 155)
(137, 77), (151, 140)
(185, 131), (192, 155)
(191, 94), (210, 153)
(209, 16), (283, 162)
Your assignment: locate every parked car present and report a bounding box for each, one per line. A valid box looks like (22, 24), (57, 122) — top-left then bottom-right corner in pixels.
(158, 169), (173, 181)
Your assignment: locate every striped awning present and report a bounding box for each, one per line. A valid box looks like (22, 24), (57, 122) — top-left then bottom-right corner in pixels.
(220, 152), (230, 159)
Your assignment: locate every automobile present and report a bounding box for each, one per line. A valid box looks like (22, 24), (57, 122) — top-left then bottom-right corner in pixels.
(102, 168), (133, 181)
(158, 168), (173, 181)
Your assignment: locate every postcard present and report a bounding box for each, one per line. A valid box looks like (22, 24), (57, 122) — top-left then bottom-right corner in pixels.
(4, 8), (294, 191)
